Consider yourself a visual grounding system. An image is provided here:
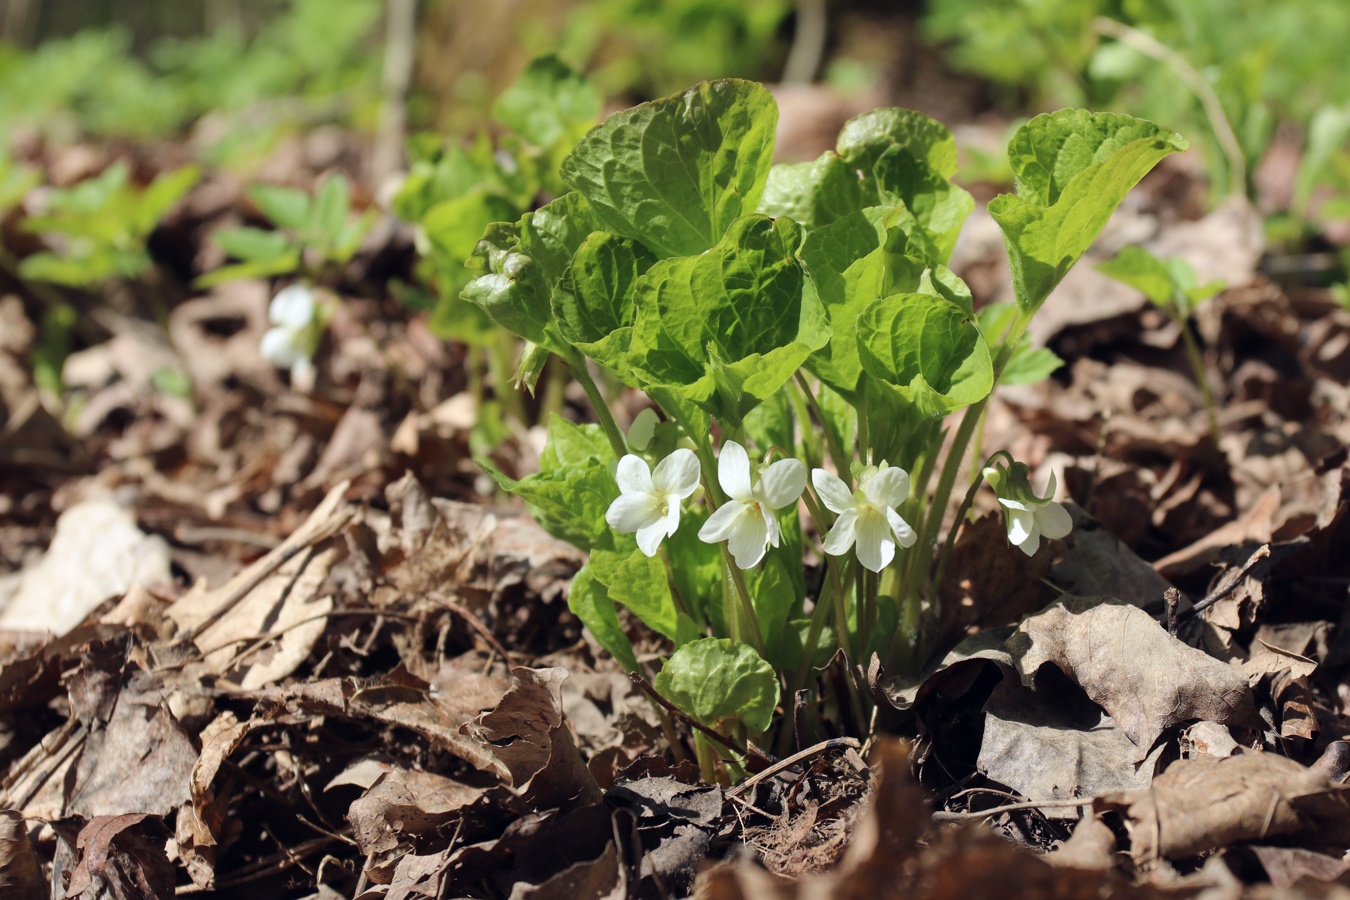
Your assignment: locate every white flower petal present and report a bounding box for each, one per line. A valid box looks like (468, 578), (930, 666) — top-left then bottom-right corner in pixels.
(717, 441), (753, 501)
(662, 494), (682, 536)
(606, 493), (659, 534)
(865, 466), (910, 509)
(821, 509), (859, 556)
(260, 327), (304, 369)
(1042, 470), (1058, 501)
(812, 469), (855, 515)
(615, 455), (654, 495)
(1036, 501), (1073, 541)
(653, 448), (700, 498)
(763, 505), (782, 548)
(726, 511), (769, 569)
(698, 501), (746, 543)
(1005, 507), (1037, 549)
(270, 284), (315, 329)
(635, 518), (669, 557)
(886, 508), (918, 549)
(998, 497), (1034, 512)
(854, 508), (893, 573)
(757, 458), (806, 509)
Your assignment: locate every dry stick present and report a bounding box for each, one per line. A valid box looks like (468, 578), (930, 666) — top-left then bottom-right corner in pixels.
(727, 737), (862, 797)
(628, 673), (755, 763)
(431, 592), (516, 671)
(1168, 543), (1272, 625)
(931, 797), (1092, 822)
(176, 836), (340, 893)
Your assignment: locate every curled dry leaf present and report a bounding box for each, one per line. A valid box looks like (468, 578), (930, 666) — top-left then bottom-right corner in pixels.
(1008, 595), (1259, 759)
(0, 810), (45, 900)
(464, 666), (601, 812)
(1095, 752), (1350, 862)
(176, 711), (251, 889)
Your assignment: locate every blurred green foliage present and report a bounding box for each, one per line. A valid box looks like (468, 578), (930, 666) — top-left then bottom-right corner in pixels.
(0, 0), (381, 157)
(923, 0), (1350, 201)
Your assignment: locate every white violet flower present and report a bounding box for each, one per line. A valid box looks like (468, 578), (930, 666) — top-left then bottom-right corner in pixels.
(983, 461), (1072, 557)
(261, 284), (323, 379)
(812, 464), (917, 573)
(697, 441), (807, 569)
(606, 448), (701, 556)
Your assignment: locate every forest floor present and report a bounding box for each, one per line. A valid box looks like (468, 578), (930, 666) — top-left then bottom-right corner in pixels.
(4, 98), (1350, 899)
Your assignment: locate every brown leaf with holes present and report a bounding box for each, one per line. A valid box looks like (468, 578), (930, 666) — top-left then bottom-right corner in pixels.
(1008, 595), (1260, 758)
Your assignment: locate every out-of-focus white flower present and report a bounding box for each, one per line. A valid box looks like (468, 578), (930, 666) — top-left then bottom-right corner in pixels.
(697, 441), (806, 569)
(605, 449), (701, 556)
(261, 284), (322, 379)
(812, 463), (917, 573)
(983, 461), (1072, 557)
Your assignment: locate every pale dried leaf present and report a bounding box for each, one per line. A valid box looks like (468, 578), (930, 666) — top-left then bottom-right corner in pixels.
(1008, 595), (1259, 758)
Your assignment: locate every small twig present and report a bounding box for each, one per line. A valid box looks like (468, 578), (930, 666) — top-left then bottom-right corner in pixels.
(932, 797), (1092, 822)
(1173, 544), (1271, 624)
(176, 836), (338, 893)
(628, 673), (751, 762)
(1164, 587), (1181, 636)
(430, 592), (515, 671)
(728, 737), (861, 797)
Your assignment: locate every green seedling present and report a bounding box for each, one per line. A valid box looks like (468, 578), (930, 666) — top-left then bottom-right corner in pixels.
(1097, 245), (1225, 442)
(198, 173), (374, 288)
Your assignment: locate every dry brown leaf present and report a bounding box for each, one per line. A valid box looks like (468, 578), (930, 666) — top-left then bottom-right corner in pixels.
(176, 711), (251, 888)
(1152, 488), (1279, 578)
(65, 813), (174, 900)
(1249, 846), (1350, 889)
(167, 480), (352, 688)
(348, 768), (521, 855)
(1008, 595), (1259, 758)
(1053, 526), (1176, 609)
(1096, 752), (1350, 862)
(66, 657), (198, 819)
(464, 666), (601, 812)
(252, 673), (506, 775)
(506, 839), (626, 900)
(977, 673), (1164, 814)
(0, 810), (45, 899)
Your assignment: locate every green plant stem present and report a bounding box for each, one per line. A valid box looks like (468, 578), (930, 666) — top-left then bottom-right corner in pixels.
(794, 373), (851, 475)
(922, 313), (1029, 599)
(926, 450), (1015, 658)
(857, 379), (871, 465)
(789, 555), (846, 697)
(723, 551), (767, 658)
(1092, 16), (1246, 197)
(488, 333), (526, 425)
(787, 378), (823, 471)
(693, 731), (720, 784)
(564, 348), (627, 459)
(659, 547), (695, 622)
(1176, 314), (1222, 445)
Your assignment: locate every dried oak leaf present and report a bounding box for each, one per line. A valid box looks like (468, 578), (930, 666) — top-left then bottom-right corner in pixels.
(64, 814), (174, 900)
(507, 840), (627, 900)
(1008, 595), (1259, 758)
(1096, 752), (1350, 862)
